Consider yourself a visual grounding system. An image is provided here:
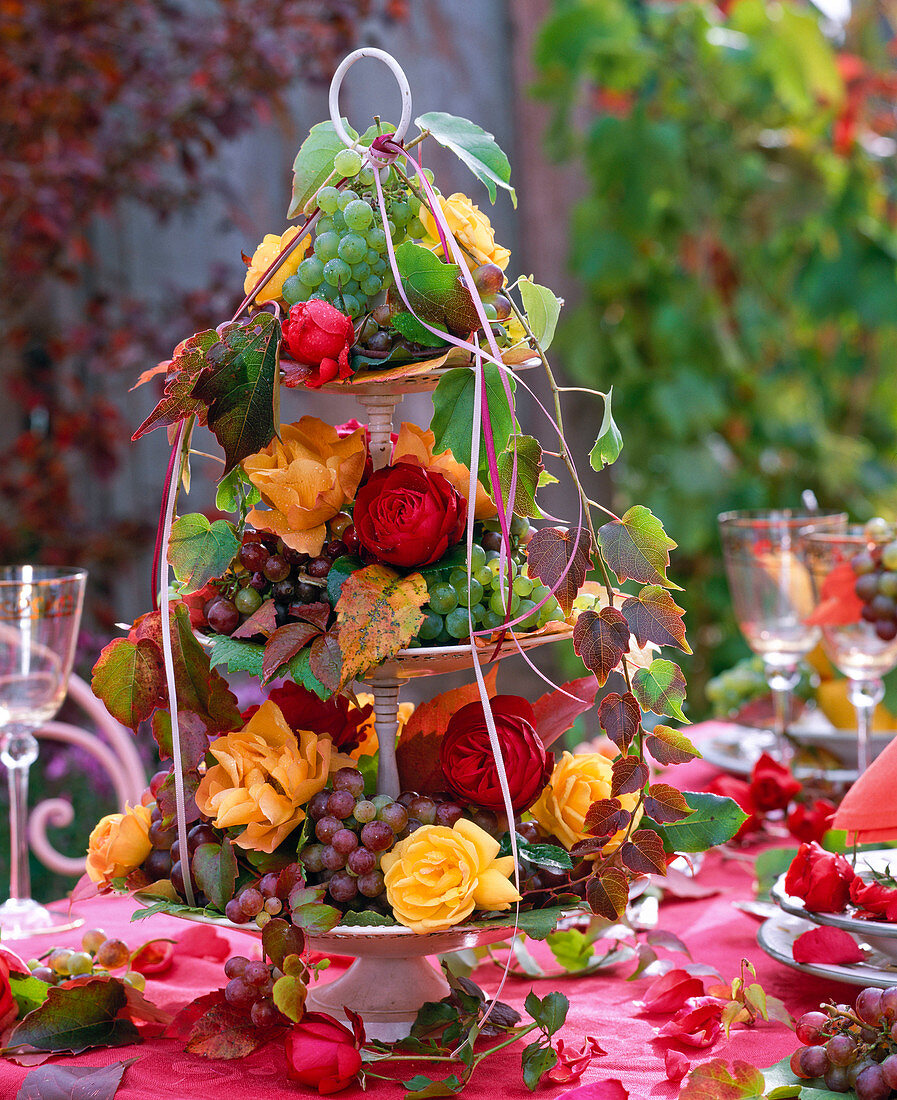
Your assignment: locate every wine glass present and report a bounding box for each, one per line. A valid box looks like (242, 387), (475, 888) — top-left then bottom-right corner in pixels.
(801, 525), (897, 775)
(718, 510), (847, 762)
(0, 566), (86, 938)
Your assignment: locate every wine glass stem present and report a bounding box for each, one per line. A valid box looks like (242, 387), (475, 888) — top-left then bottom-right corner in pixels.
(1, 728), (38, 903)
(764, 664), (799, 763)
(847, 678), (884, 775)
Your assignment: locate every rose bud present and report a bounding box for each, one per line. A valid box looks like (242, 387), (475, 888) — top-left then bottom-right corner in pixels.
(784, 841), (856, 913)
(284, 1011), (363, 1093)
(282, 300), (354, 389)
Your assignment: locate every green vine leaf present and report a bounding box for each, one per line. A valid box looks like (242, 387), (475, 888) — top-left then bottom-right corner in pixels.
(168, 514), (239, 595)
(6, 979), (139, 1055)
(589, 386), (623, 470)
(631, 658), (688, 722)
(647, 792), (748, 852)
(430, 365), (516, 477)
(288, 119), (358, 219)
(496, 434), (544, 518)
(191, 840), (237, 913)
(598, 506), (680, 590)
(392, 311), (449, 347)
(415, 111), (516, 206)
(645, 724), (701, 766)
(91, 638), (164, 731)
(394, 242), (479, 334)
(517, 277), (562, 350)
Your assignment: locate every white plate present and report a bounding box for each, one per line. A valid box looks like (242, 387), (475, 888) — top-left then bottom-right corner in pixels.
(701, 723), (891, 781)
(758, 911), (897, 988)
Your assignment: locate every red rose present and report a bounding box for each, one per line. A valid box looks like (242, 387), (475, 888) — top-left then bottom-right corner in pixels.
(749, 752), (802, 812)
(243, 682), (372, 752)
(849, 876), (897, 921)
(784, 841), (856, 912)
(282, 301), (354, 389)
(787, 798), (838, 845)
(284, 1011), (363, 1094)
(705, 775), (760, 839)
(353, 462), (466, 569)
(440, 695), (552, 813)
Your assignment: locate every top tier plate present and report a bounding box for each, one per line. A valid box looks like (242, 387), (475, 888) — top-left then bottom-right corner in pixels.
(316, 347), (539, 396)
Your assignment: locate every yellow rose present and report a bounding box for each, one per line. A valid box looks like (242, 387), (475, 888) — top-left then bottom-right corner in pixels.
(530, 751), (642, 853)
(195, 700), (330, 853)
(243, 226), (310, 305)
(392, 423), (496, 521)
(349, 695), (415, 759)
(381, 818), (520, 933)
(86, 803), (153, 887)
(244, 417), (366, 557)
(419, 193), (511, 271)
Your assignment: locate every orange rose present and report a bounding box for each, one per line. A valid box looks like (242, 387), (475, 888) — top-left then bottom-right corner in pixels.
(418, 193), (511, 271)
(86, 803), (153, 887)
(392, 423), (495, 521)
(195, 700), (330, 853)
(244, 417), (366, 557)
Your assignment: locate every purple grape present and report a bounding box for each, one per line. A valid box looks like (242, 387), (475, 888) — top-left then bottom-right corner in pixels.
(300, 843), (325, 873)
(360, 821), (394, 852)
(315, 816), (341, 843)
(243, 961), (270, 986)
(224, 977), (256, 1008)
(148, 819), (176, 850)
(795, 1011), (830, 1046)
(407, 797), (436, 825)
(327, 790), (356, 820)
(435, 803), (463, 828)
(264, 555), (290, 582)
(332, 768), (365, 797)
(331, 828), (359, 855)
(347, 847), (376, 876)
(225, 898), (249, 924)
(144, 848), (172, 880)
(881, 1053), (897, 1088)
(880, 986), (897, 1023)
(258, 872), (280, 898)
(800, 1045), (829, 1078)
(855, 1065), (890, 1100)
(251, 999), (282, 1027)
(856, 987), (883, 1025)
(357, 870), (385, 897)
(397, 791), (417, 808)
(205, 597), (240, 635)
(328, 871), (358, 902)
(239, 887), (264, 917)
(321, 845), (346, 871)
(264, 897), (282, 915)
(224, 956), (248, 979)
(823, 1064), (850, 1092)
(825, 1034), (856, 1067)
(379, 802), (408, 833)
(308, 790), (331, 821)
(187, 823), (218, 852)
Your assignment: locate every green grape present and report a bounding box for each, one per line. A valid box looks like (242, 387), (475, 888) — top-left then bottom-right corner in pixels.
(482, 609), (503, 630)
(418, 612), (443, 641)
(358, 164), (376, 186)
(316, 215), (335, 235)
(323, 257), (352, 287)
(432, 628), (454, 647)
(317, 283), (338, 301)
(338, 188), (360, 210)
(487, 556), (517, 582)
(313, 231), (340, 262)
(360, 274), (383, 297)
(446, 607), (472, 639)
(339, 293), (362, 317)
(385, 218), (398, 240)
(316, 186), (341, 214)
(408, 638), (422, 649)
(474, 565), (493, 588)
(484, 549), (500, 563)
(331, 208), (346, 231)
(484, 303), (498, 321)
(235, 587), (263, 615)
(298, 256), (325, 286)
(518, 599), (538, 630)
(531, 583), (550, 602)
(408, 192), (421, 214)
(428, 584), (458, 615)
(389, 199), (411, 226)
(366, 227), (388, 252)
(458, 578), (484, 607)
(449, 568), (468, 590)
(342, 278), (360, 295)
(343, 199), (374, 231)
(351, 261), (371, 281)
(371, 257), (388, 276)
(548, 608), (567, 622)
(489, 588), (520, 616)
(338, 233), (367, 264)
(423, 168), (435, 184)
(469, 602), (487, 624)
(510, 513), (529, 537)
(365, 248), (379, 266)
(282, 275), (309, 306)
(407, 216), (427, 239)
(468, 543), (487, 571)
(334, 148), (363, 177)
(66, 951), (93, 976)
(513, 575), (533, 597)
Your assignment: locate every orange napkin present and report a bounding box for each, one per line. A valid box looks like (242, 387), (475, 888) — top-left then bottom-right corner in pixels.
(832, 732), (897, 842)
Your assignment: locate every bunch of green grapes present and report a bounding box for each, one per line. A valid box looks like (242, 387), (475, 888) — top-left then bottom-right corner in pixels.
(282, 149), (429, 322)
(706, 654), (814, 717)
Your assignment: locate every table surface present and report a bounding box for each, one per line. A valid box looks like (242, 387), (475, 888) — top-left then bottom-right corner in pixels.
(0, 735), (835, 1099)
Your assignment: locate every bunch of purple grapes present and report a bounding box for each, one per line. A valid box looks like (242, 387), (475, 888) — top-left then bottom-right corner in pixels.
(300, 768), (465, 908)
(224, 864), (305, 928)
(223, 955), (288, 1027)
(792, 986), (897, 1097)
(852, 518), (897, 642)
(144, 769), (220, 904)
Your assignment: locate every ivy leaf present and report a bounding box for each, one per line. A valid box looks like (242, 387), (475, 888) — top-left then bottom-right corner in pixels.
(524, 990), (568, 1036)
(191, 313), (281, 474)
(546, 929), (595, 973)
(190, 840), (237, 913)
(261, 918), (306, 970)
(645, 724), (701, 766)
(611, 757), (648, 797)
(334, 565), (428, 687)
(517, 276), (562, 351)
(394, 242), (479, 333)
(644, 783), (694, 824)
(272, 972), (307, 1023)
(287, 645), (330, 701)
(621, 829), (667, 875)
(598, 691), (641, 752)
(287, 885), (342, 934)
(589, 386), (623, 470)
(14, 1058), (138, 1100)
(327, 555), (362, 605)
(430, 365), (516, 476)
(598, 506), (680, 590)
(7, 979), (139, 1055)
(150, 710), (212, 772)
(572, 607), (630, 686)
(521, 1041), (558, 1092)
(392, 311), (449, 347)
(586, 867), (629, 921)
(621, 585), (691, 653)
(9, 973), (50, 1017)
(415, 111), (516, 206)
(168, 514), (240, 595)
(231, 599), (278, 640)
(632, 658), (688, 722)
(679, 1059), (766, 1099)
(647, 792), (748, 853)
(526, 526), (592, 614)
(584, 797), (628, 838)
(131, 329), (218, 439)
(288, 119), (358, 219)
(262, 622), (321, 683)
(496, 435), (543, 518)
(91, 637), (164, 731)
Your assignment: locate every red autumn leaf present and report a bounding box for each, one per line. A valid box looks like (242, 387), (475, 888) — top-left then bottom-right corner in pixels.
(165, 990), (225, 1040)
(132, 328), (218, 439)
(664, 1049), (690, 1084)
(637, 969), (705, 1014)
(308, 630), (343, 694)
(792, 925), (864, 964)
(292, 601), (332, 631)
(185, 999), (286, 1058)
(531, 674), (601, 747)
(231, 598), (278, 639)
(621, 584), (691, 653)
(611, 756), (648, 797)
(91, 637), (165, 731)
(262, 621), (321, 682)
(598, 506), (678, 589)
(395, 668), (499, 795)
(806, 559), (863, 626)
(645, 724), (700, 766)
(679, 1058), (766, 1097)
(116, 982), (173, 1029)
(586, 867), (629, 920)
(658, 998), (724, 1049)
(584, 797), (628, 838)
(150, 709), (213, 773)
(598, 691), (641, 752)
(14, 1058), (138, 1100)
(526, 525), (593, 614)
(621, 829), (666, 875)
(644, 783), (693, 824)
(573, 607), (630, 686)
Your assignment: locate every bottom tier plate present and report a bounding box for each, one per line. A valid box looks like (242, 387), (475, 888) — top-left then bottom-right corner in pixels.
(758, 912), (897, 989)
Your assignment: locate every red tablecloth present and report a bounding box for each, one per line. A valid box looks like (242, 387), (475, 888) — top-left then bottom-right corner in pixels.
(0, 754), (835, 1099)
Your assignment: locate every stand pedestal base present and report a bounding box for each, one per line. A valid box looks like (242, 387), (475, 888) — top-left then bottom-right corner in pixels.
(306, 953), (450, 1042)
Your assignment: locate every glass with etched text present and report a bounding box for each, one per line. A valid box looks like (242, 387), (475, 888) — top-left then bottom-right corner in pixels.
(0, 566), (86, 937)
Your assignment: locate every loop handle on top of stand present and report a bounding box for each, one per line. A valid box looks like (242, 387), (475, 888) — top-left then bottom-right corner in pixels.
(328, 48), (412, 149)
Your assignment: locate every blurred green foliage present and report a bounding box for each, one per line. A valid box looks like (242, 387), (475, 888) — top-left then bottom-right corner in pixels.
(535, 0), (897, 707)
